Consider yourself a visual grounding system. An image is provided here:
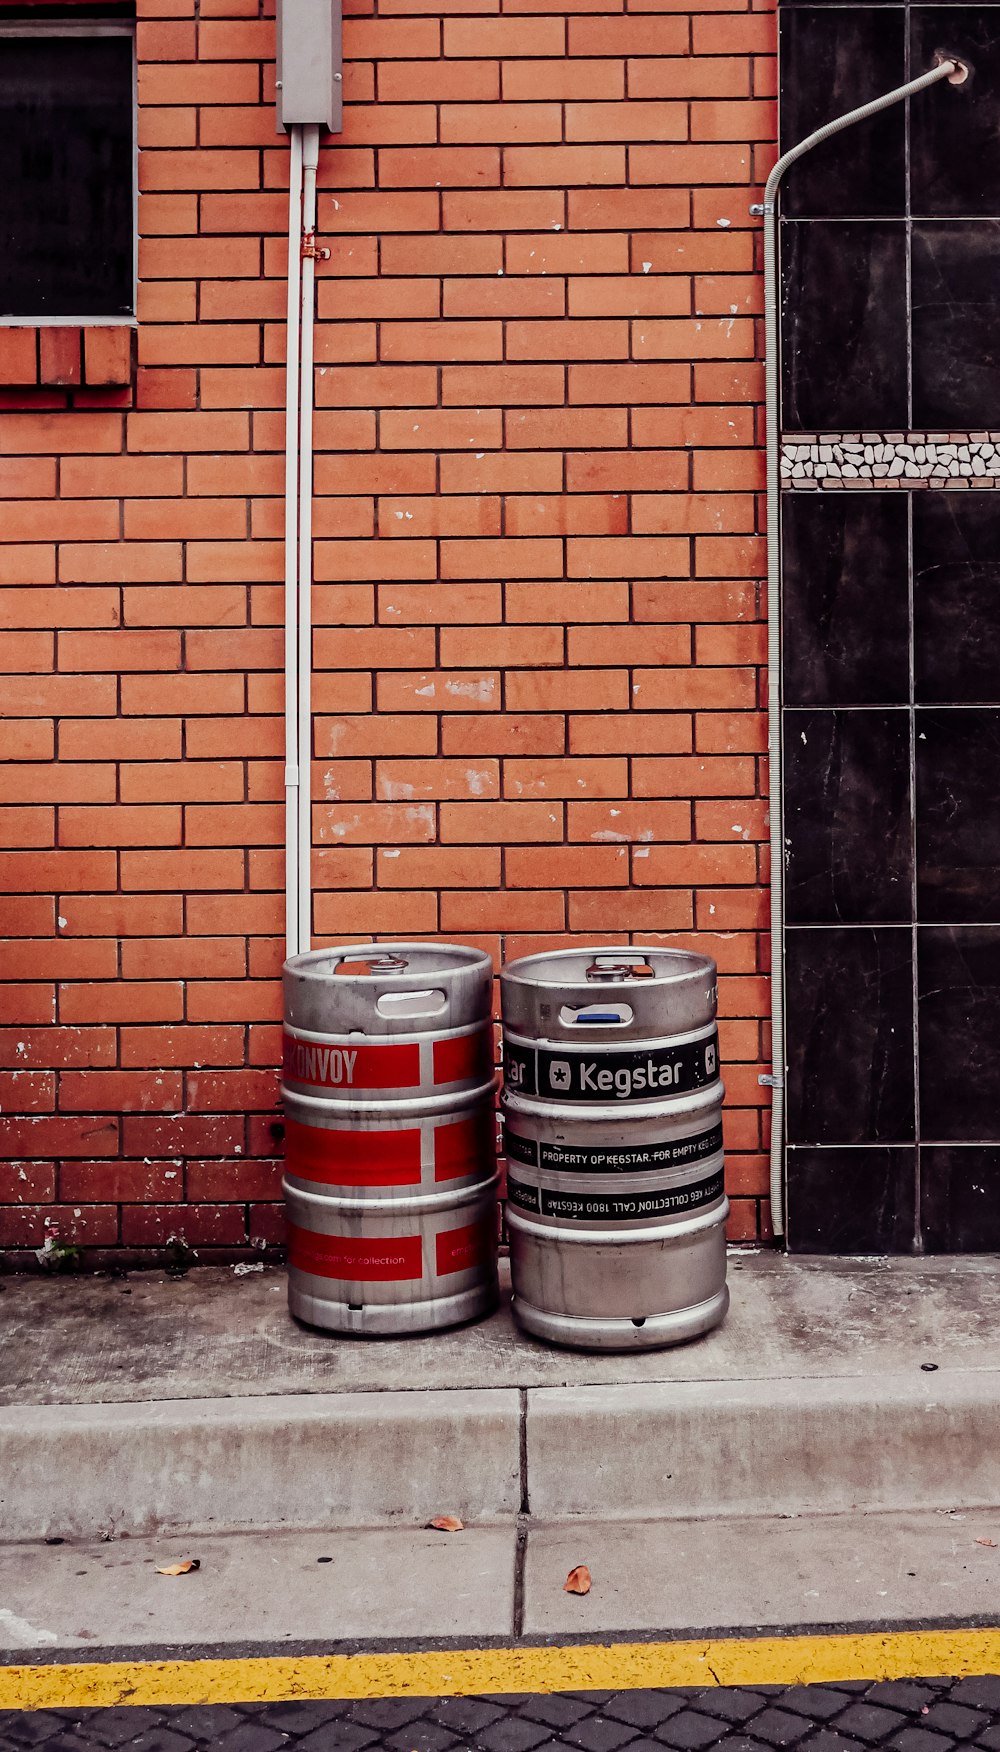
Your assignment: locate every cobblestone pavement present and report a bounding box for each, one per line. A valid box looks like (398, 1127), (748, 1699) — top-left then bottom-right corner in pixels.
(4, 1674), (1000, 1752)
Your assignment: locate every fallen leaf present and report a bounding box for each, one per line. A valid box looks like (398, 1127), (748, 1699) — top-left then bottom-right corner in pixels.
(975, 1538), (998, 1548)
(427, 1515), (464, 1533)
(155, 1559), (201, 1576)
(564, 1564), (592, 1595)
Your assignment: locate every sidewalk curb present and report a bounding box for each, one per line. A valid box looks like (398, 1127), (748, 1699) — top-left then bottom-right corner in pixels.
(0, 1389), (522, 1541)
(3, 1370), (999, 1541)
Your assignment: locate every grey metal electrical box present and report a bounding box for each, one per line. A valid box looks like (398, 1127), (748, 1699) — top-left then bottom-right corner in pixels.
(276, 0), (343, 134)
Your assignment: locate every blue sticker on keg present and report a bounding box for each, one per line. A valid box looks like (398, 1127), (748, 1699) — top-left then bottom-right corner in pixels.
(502, 1122), (723, 1175)
(536, 1031), (718, 1102)
(507, 1168), (726, 1223)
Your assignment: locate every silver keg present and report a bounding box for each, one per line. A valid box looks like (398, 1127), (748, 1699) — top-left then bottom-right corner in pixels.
(500, 946), (729, 1350)
(282, 943), (499, 1335)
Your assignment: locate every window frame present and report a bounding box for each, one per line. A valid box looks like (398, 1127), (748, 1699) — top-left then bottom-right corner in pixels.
(0, 15), (138, 326)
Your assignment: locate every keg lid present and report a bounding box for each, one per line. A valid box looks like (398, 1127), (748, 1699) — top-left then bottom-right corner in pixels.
(500, 946), (716, 990)
(284, 943), (491, 984)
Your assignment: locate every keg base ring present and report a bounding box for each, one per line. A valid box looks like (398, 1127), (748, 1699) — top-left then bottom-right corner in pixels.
(288, 1278), (499, 1338)
(511, 1284), (729, 1352)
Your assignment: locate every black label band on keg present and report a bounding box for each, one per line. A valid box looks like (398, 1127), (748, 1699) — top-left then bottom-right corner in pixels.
(507, 1168), (726, 1223)
(502, 1039), (537, 1096)
(536, 1031), (718, 1102)
(502, 1121), (723, 1175)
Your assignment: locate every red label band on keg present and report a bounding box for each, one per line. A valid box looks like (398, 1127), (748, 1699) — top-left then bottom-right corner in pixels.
(433, 1027), (493, 1087)
(282, 1031), (421, 1091)
(287, 1225), (423, 1281)
(504, 1031), (718, 1102)
(507, 1167), (726, 1223)
(503, 1121), (723, 1175)
(436, 1215), (495, 1277)
(434, 1109), (495, 1182)
(285, 1117), (422, 1186)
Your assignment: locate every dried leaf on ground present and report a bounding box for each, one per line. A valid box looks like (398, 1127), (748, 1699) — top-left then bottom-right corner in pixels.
(975, 1537), (998, 1548)
(427, 1515), (464, 1533)
(564, 1564), (592, 1595)
(155, 1559), (201, 1575)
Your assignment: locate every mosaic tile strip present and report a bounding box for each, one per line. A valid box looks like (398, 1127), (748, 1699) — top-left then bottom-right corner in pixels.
(782, 434), (1000, 489)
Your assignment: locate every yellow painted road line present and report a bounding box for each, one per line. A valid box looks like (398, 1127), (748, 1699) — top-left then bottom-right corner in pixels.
(4, 1630), (1000, 1712)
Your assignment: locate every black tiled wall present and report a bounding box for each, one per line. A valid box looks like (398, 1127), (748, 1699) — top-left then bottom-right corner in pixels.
(779, 0), (1000, 1254)
(779, 5), (1000, 432)
(783, 495), (1000, 1252)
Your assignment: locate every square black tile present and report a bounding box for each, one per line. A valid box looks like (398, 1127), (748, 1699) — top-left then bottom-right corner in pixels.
(784, 709), (913, 924)
(780, 221), (908, 432)
(785, 926), (916, 1144)
(918, 927), (1000, 1140)
(783, 492), (910, 706)
(914, 493), (1000, 705)
(916, 708), (1000, 921)
(912, 221), (1000, 429)
(786, 1146), (917, 1254)
(921, 1146), (1000, 1249)
(780, 9), (905, 219)
(911, 12), (1000, 218)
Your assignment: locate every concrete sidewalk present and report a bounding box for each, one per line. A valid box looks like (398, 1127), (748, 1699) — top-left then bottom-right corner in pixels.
(2, 1252), (1000, 1537)
(2, 1253), (1000, 1651)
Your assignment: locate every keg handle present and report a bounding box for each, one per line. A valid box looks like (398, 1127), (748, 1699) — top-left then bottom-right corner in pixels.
(376, 988), (447, 1019)
(560, 1002), (634, 1027)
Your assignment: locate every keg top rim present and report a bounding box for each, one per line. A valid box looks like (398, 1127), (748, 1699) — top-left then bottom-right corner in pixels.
(284, 942), (493, 982)
(500, 944), (716, 988)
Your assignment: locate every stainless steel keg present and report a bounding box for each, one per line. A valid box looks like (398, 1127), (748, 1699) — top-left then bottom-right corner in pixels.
(283, 943), (499, 1335)
(500, 946), (729, 1350)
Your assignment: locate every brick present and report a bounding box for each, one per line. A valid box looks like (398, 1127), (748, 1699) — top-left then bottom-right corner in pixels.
(58, 895), (183, 937)
(441, 103), (562, 144)
(505, 758), (627, 798)
(121, 1025), (245, 1068)
(0, 1069), (54, 1113)
(442, 889), (566, 932)
(0, 1022), (114, 1072)
(377, 845), (500, 888)
(634, 756), (758, 797)
(441, 714), (565, 756)
(0, 329), (41, 392)
(119, 1203), (248, 1246)
(503, 59), (621, 101)
(445, 279), (565, 321)
(440, 801), (562, 843)
(565, 101), (688, 143)
(39, 329), (82, 387)
(568, 799), (691, 841)
(569, 714), (693, 755)
(313, 891), (438, 934)
(443, 364), (564, 406)
(84, 328), (133, 386)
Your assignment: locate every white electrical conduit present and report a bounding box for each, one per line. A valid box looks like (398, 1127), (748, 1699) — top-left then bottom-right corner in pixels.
(297, 124), (321, 957)
(284, 123), (324, 959)
(753, 54), (965, 1236)
(283, 124), (304, 959)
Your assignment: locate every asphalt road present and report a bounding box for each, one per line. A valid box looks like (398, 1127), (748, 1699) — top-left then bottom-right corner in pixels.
(6, 1673), (1000, 1752)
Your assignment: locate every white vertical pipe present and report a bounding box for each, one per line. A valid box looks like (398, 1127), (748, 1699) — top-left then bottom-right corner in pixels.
(755, 57), (959, 1237)
(296, 123), (320, 956)
(283, 124), (304, 960)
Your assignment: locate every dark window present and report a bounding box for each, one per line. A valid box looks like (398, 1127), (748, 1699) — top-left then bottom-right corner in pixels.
(0, 28), (135, 319)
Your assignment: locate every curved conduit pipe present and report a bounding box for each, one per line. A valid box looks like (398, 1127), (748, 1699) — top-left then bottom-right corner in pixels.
(284, 122), (325, 958)
(752, 54), (966, 1236)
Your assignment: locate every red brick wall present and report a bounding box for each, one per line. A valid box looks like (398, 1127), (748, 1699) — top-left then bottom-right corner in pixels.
(0, 0), (776, 1263)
